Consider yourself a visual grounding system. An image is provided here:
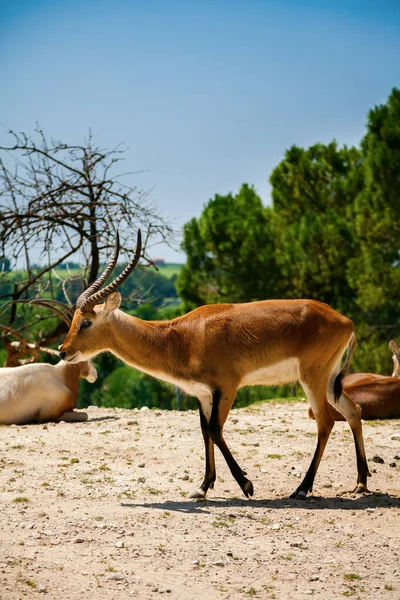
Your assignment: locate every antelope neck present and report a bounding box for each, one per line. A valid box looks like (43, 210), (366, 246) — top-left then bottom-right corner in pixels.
(109, 310), (177, 372)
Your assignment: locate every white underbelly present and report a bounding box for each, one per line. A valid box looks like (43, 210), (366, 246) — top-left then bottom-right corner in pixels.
(240, 357), (299, 387)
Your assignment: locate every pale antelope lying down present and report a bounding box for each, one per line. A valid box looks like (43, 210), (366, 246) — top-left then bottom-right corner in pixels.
(0, 299), (97, 425)
(59, 231), (370, 500)
(309, 341), (400, 421)
(0, 359), (97, 425)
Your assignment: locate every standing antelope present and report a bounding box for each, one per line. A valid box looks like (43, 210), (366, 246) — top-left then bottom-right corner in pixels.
(0, 300), (97, 425)
(60, 231), (370, 500)
(309, 340), (400, 421)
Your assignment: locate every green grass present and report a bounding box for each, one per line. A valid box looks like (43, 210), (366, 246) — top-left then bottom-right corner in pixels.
(158, 263), (183, 277)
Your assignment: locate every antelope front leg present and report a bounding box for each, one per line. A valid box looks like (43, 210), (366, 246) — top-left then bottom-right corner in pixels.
(190, 403), (216, 499)
(209, 389), (254, 498)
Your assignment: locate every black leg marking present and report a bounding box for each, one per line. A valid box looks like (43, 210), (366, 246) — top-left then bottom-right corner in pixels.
(208, 390), (254, 498)
(190, 402), (216, 499)
(352, 429), (370, 493)
(290, 440), (322, 500)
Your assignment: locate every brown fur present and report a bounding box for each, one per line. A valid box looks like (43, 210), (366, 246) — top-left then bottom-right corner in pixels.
(309, 372), (400, 421)
(309, 340), (400, 421)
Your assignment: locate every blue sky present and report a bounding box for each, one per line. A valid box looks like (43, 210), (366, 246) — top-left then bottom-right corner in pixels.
(1, 0), (399, 261)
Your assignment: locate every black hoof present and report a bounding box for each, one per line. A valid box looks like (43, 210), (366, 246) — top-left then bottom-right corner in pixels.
(242, 480), (254, 498)
(354, 483), (368, 494)
(189, 489), (207, 500)
(289, 489), (308, 500)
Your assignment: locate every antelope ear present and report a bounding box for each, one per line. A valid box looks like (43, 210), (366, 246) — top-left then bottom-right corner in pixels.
(103, 292), (121, 314)
(389, 340), (399, 354)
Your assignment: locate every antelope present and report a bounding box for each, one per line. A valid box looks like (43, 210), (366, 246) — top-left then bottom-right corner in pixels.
(59, 231), (370, 500)
(309, 340), (400, 421)
(0, 301), (97, 425)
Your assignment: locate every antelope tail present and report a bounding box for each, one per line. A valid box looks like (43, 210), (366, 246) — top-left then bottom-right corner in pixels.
(333, 332), (356, 403)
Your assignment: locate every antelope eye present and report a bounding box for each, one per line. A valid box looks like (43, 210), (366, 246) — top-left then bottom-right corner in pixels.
(80, 320), (92, 331)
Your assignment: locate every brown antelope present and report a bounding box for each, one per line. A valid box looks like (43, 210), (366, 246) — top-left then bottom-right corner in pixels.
(59, 231), (370, 500)
(309, 340), (400, 421)
(0, 301), (97, 425)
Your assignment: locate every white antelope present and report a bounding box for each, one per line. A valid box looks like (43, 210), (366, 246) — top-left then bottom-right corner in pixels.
(59, 231), (370, 500)
(309, 340), (400, 421)
(0, 301), (97, 425)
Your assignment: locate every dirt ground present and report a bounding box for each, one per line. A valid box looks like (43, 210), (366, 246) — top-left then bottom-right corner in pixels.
(1, 399), (399, 600)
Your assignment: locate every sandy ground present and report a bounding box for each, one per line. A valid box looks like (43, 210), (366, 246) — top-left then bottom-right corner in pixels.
(0, 399), (399, 600)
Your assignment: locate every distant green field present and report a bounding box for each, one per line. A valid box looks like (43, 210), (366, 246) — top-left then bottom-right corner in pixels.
(157, 263), (183, 278)
(4, 263), (183, 281)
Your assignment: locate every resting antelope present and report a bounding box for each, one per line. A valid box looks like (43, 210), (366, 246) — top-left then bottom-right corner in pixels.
(309, 340), (400, 421)
(0, 301), (97, 425)
(59, 231), (370, 500)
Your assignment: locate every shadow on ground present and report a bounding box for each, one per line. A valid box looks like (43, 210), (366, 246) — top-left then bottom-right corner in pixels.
(122, 490), (400, 515)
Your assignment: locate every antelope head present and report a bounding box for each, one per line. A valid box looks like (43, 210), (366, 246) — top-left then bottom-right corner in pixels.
(3, 297), (99, 381)
(23, 298), (99, 382)
(60, 230), (142, 363)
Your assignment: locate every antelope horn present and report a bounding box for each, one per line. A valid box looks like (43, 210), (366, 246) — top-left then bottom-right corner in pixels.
(78, 229), (142, 313)
(76, 232), (120, 309)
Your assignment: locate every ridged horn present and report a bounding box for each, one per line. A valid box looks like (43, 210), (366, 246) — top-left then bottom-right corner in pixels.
(76, 232), (120, 309)
(78, 229), (142, 313)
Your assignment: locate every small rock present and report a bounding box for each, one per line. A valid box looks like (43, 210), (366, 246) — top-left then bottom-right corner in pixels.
(38, 585), (47, 593)
(138, 463), (145, 468)
(309, 574), (319, 581)
(74, 537), (85, 544)
(271, 523), (281, 530)
(177, 474), (189, 481)
(394, 455), (400, 460)
(140, 406), (150, 412)
(51, 539), (61, 545)
(227, 551), (233, 557)
(115, 541), (124, 548)
(390, 433), (400, 441)
(107, 573), (126, 581)
(212, 561), (224, 567)
(137, 477), (146, 483)
(192, 560), (200, 567)
(371, 455), (384, 464)
(322, 482), (333, 488)
(389, 462), (397, 468)
(366, 508), (375, 513)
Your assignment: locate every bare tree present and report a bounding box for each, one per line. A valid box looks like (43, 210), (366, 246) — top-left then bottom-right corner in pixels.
(0, 127), (175, 364)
